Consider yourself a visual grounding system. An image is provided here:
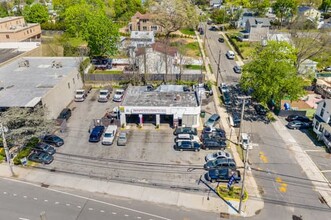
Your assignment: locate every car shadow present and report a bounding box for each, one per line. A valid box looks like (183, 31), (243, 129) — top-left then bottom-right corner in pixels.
(299, 128), (326, 148)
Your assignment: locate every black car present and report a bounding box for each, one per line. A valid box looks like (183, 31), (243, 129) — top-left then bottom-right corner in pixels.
(28, 151), (54, 164)
(210, 26), (218, 31)
(202, 139), (227, 150)
(286, 115), (311, 122)
(89, 126), (105, 142)
(173, 127), (198, 136)
(204, 158), (236, 170)
(218, 37), (224, 43)
(233, 65), (242, 74)
(204, 168), (241, 183)
(202, 127), (226, 135)
(43, 134), (64, 147)
(231, 112), (241, 127)
(286, 121), (312, 130)
(254, 104), (267, 115)
(57, 108), (72, 120)
(201, 132), (226, 142)
(33, 142), (56, 155)
(174, 141), (201, 152)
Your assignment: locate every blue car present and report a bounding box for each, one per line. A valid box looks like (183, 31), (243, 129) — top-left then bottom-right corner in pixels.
(89, 126), (105, 142)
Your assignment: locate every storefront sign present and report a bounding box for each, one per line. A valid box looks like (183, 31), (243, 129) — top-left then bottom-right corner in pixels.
(131, 108), (167, 114)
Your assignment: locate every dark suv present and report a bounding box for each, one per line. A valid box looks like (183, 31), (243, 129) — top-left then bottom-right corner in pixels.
(286, 115), (310, 122)
(89, 126), (105, 142)
(57, 108), (71, 120)
(202, 139), (227, 150)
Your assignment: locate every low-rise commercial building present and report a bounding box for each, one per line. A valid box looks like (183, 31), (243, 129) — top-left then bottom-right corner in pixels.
(119, 85), (201, 128)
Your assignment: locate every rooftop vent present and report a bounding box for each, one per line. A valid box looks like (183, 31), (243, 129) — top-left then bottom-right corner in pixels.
(18, 59), (29, 68)
(52, 61), (62, 68)
(174, 94), (181, 101)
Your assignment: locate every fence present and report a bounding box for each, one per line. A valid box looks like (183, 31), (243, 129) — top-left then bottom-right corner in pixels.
(84, 73), (204, 83)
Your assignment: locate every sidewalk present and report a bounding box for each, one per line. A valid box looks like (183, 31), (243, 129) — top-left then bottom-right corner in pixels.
(196, 31), (264, 216)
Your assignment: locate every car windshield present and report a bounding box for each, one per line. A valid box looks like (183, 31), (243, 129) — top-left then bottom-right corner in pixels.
(76, 91), (84, 95)
(119, 137), (125, 140)
(116, 91), (123, 95)
(100, 91), (108, 95)
(104, 133), (113, 138)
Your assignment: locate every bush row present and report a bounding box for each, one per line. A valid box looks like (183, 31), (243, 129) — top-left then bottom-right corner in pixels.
(13, 137), (40, 165)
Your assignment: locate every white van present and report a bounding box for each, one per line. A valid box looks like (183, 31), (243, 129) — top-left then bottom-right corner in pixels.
(102, 125), (117, 145)
(241, 133), (252, 150)
(226, 50), (235, 60)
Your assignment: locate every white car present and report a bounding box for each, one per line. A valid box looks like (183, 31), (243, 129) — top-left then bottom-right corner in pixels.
(98, 89), (110, 102)
(205, 151), (232, 162)
(101, 125), (117, 145)
(113, 89), (125, 102)
(226, 50), (235, 59)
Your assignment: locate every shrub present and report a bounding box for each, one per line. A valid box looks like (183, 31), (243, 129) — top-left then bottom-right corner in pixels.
(13, 147), (33, 165)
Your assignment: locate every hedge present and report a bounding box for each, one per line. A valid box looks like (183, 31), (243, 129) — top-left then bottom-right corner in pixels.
(13, 137), (40, 165)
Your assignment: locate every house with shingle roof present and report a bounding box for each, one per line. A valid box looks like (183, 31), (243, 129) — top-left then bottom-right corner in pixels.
(129, 12), (163, 33)
(241, 17), (271, 41)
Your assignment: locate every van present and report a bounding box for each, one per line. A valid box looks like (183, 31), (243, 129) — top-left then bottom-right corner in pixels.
(226, 50), (235, 59)
(241, 133), (252, 150)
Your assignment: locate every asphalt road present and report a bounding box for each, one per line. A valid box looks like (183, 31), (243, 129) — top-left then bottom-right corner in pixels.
(202, 22), (241, 84)
(0, 178), (219, 220)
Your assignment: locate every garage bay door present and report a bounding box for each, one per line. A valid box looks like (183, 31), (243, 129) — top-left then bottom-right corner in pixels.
(182, 115), (197, 127)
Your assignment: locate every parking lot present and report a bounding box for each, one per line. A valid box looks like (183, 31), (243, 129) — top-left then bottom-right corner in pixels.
(40, 89), (230, 192)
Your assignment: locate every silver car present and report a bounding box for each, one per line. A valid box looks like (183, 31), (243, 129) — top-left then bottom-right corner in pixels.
(205, 151), (232, 162)
(117, 132), (127, 146)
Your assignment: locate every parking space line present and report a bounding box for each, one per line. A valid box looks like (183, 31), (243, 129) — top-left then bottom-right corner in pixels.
(304, 149), (325, 152)
(320, 170), (331, 173)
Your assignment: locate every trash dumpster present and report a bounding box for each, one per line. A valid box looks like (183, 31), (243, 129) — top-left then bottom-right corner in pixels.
(200, 110), (206, 118)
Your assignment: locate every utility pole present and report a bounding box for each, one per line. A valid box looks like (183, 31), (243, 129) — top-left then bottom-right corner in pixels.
(0, 123), (14, 176)
(216, 50), (221, 85)
(236, 96), (251, 214)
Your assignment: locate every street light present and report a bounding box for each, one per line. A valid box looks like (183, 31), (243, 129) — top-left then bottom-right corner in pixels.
(0, 123), (14, 176)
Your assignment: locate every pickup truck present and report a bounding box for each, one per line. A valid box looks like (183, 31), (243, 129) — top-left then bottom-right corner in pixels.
(98, 89), (110, 102)
(74, 86), (92, 102)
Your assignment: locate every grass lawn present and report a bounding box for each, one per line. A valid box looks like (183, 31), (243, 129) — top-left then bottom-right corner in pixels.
(67, 37), (86, 47)
(184, 64), (205, 70)
(304, 109), (316, 119)
(235, 144), (244, 162)
(180, 28), (196, 36)
(93, 70), (123, 74)
(170, 40), (201, 58)
(216, 185), (248, 201)
(226, 33), (259, 59)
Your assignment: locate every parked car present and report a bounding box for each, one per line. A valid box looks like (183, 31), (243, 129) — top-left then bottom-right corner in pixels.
(33, 143), (56, 155)
(89, 126), (105, 142)
(202, 127), (226, 135)
(286, 121), (312, 130)
(204, 114), (220, 127)
(226, 50), (235, 59)
(173, 127), (198, 136)
(210, 25), (218, 31)
(202, 139), (227, 150)
(101, 125), (117, 145)
(113, 89), (125, 102)
(286, 115), (311, 122)
(254, 104), (267, 115)
(230, 112), (241, 127)
(218, 37), (224, 43)
(204, 158), (236, 170)
(233, 65), (242, 74)
(42, 134), (64, 147)
(98, 89), (110, 102)
(204, 168), (241, 183)
(174, 140), (201, 152)
(28, 151), (54, 164)
(175, 134), (200, 143)
(57, 108), (71, 120)
(324, 66), (331, 71)
(117, 132), (127, 146)
(200, 132), (226, 142)
(205, 151), (232, 162)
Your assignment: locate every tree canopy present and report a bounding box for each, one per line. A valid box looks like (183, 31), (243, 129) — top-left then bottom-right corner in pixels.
(0, 3), (9, 18)
(272, 0), (298, 25)
(240, 41), (307, 105)
(23, 3), (49, 23)
(113, 0), (143, 21)
(150, 0), (198, 37)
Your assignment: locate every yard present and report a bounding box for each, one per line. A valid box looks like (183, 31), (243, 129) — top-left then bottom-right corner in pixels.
(170, 39), (201, 58)
(226, 33), (259, 60)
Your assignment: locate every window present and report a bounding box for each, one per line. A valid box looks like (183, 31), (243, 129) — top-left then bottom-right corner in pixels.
(67, 82), (70, 89)
(321, 108), (325, 118)
(151, 26), (158, 31)
(142, 26), (147, 31)
(6, 35), (9, 39)
(315, 121), (319, 129)
(72, 78), (75, 84)
(323, 102), (326, 108)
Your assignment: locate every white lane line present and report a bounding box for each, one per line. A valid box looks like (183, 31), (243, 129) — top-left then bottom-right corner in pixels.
(2, 178), (172, 220)
(44, 200), (48, 202)
(112, 212), (117, 215)
(23, 196), (27, 199)
(304, 149), (324, 152)
(100, 210), (105, 213)
(77, 206), (81, 209)
(3, 192), (7, 194)
(321, 170), (331, 173)
(124, 214), (129, 217)
(88, 208), (93, 211)
(66, 203), (70, 206)
(13, 193), (17, 196)
(19, 218), (30, 220)
(33, 198), (37, 200)
(137, 217), (142, 219)
(55, 202), (59, 205)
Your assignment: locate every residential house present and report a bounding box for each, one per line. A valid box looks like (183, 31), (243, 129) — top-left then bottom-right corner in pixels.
(298, 6), (321, 23)
(298, 59), (318, 75)
(0, 16), (41, 42)
(135, 42), (179, 75)
(240, 17), (271, 41)
(130, 31), (155, 48)
(129, 12), (162, 33)
(210, 0), (222, 8)
(313, 99), (331, 150)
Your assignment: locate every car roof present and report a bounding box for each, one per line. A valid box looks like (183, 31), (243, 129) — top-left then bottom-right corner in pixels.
(209, 114), (220, 120)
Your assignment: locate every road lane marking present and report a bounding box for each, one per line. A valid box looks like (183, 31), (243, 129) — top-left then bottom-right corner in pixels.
(77, 206), (81, 209)
(259, 151), (268, 163)
(44, 200), (48, 202)
(100, 210), (105, 213)
(19, 218), (30, 220)
(112, 212), (117, 215)
(137, 217), (142, 219)
(3, 192), (7, 194)
(55, 202), (59, 205)
(275, 177), (287, 193)
(13, 193), (17, 196)
(23, 196), (27, 198)
(321, 170), (331, 173)
(275, 177), (282, 183)
(66, 203), (70, 206)
(33, 198), (37, 200)
(88, 208), (93, 211)
(2, 177), (172, 220)
(124, 214), (129, 217)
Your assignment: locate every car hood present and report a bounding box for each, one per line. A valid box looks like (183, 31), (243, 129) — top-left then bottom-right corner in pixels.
(114, 94), (122, 99)
(75, 94), (84, 98)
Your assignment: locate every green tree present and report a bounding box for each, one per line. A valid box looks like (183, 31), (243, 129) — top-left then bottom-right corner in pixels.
(226, 0), (251, 7)
(85, 14), (119, 56)
(25, 0), (34, 5)
(320, 0), (331, 11)
(210, 9), (230, 24)
(272, 0), (298, 26)
(250, 0), (270, 15)
(23, 3), (49, 23)
(113, 0), (143, 21)
(240, 41), (307, 105)
(0, 3), (9, 18)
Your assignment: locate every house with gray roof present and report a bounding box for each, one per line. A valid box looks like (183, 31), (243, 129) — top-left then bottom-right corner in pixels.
(241, 17), (271, 41)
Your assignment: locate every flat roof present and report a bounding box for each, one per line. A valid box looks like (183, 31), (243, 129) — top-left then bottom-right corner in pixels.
(0, 57), (80, 107)
(122, 86), (199, 107)
(0, 49), (24, 64)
